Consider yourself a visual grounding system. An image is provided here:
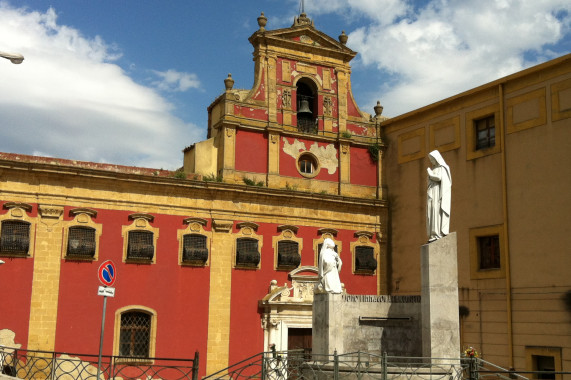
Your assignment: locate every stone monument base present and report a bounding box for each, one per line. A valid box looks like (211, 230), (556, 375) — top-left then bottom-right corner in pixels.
(421, 232), (460, 360)
(312, 292), (344, 356)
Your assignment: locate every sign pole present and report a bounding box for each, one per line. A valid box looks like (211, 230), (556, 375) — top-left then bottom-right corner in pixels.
(96, 293), (108, 379)
(96, 260), (116, 379)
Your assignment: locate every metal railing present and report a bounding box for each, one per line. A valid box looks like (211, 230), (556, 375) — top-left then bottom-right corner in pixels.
(203, 350), (571, 380)
(0, 345), (198, 380)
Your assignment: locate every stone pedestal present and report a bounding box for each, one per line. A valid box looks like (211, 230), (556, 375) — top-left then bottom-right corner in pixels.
(312, 292), (344, 356)
(421, 232), (460, 360)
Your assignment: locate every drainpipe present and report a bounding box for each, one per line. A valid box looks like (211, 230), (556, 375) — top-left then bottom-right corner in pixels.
(499, 83), (514, 368)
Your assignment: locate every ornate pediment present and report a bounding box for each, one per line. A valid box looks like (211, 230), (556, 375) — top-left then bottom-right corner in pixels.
(249, 21), (357, 62)
(260, 266), (319, 305)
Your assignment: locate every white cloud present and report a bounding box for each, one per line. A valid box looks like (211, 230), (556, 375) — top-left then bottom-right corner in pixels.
(152, 69), (201, 92)
(298, 0), (571, 116)
(0, 3), (202, 169)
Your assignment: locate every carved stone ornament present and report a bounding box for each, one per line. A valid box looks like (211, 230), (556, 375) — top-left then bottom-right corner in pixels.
(242, 227), (253, 236)
(224, 73), (234, 91)
(283, 230), (293, 239)
(354, 231), (374, 239)
(213, 219), (233, 233)
(190, 223), (201, 232)
(339, 30), (348, 45)
(359, 236), (368, 243)
(277, 224), (299, 234)
(10, 208), (23, 218)
(282, 89), (292, 108)
(270, 134), (279, 144)
(226, 128), (235, 138)
(183, 217), (208, 226)
(77, 214), (90, 224)
(236, 221), (259, 232)
(257, 12), (267, 31)
(292, 12), (314, 28)
(318, 228), (338, 237)
(3, 202), (32, 212)
(323, 96), (332, 116)
(38, 205), (63, 219)
(341, 145), (349, 155)
(128, 213), (155, 222)
(69, 208), (97, 218)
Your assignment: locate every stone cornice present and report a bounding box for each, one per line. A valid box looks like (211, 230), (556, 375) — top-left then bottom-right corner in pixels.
(0, 157), (387, 215)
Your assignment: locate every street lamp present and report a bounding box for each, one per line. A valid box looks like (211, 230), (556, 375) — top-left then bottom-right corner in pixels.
(0, 51), (24, 64)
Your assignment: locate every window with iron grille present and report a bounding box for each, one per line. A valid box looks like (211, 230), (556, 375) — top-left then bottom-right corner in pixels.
(236, 238), (260, 268)
(277, 240), (300, 269)
(478, 235), (500, 270)
(475, 115), (495, 150)
(182, 234), (208, 265)
(0, 220), (30, 256)
(355, 246), (377, 274)
(127, 230), (154, 261)
(67, 226), (96, 258)
(119, 311), (151, 358)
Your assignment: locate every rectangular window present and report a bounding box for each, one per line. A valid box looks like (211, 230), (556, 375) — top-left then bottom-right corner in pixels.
(533, 355), (556, 379)
(0, 220), (30, 256)
(127, 230), (154, 261)
(478, 235), (500, 270)
(277, 240), (300, 269)
(355, 246), (377, 274)
(526, 347), (562, 380)
(475, 115), (495, 150)
(67, 226), (96, 258)
(236, 238), (260, 268)
(182, 234), (208, 265)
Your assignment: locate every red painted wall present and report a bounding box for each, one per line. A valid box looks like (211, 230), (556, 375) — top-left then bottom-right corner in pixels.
(0, 202), (36, 348)
(347, 87), (361, 118)
(279, 137), (339, 182)
(54, 208), (210, 377)
(350, 146), (378, 187)
(228, 223), (378, 365)
(235, 130), (268, 174)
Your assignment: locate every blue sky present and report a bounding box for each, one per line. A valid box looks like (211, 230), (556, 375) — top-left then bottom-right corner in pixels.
(0, 0), (569, 169)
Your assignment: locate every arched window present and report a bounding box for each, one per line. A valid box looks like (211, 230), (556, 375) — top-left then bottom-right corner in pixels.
(296, 78), (318, 134)
(119, 311), (151, 358)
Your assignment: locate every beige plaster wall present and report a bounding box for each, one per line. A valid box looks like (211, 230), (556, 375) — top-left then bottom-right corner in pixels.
(381, 57), (571, 370)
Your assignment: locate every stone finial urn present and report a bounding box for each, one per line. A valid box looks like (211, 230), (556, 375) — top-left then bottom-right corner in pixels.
(339, 30), (348, 45)
(257, 12), (268, 31)
(224, 73), (234, 91)
(374, 101), (384, 117)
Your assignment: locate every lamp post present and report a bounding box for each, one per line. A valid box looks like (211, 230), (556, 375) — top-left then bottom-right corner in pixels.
(0, 51), (24, 64)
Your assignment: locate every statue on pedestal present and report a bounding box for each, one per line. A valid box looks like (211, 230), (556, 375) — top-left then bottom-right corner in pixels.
(318, 238), (342, 293)
(427, 150), (452, 242)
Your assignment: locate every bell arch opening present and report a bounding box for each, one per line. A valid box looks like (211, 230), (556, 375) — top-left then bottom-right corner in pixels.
(296, 78), (318, 134)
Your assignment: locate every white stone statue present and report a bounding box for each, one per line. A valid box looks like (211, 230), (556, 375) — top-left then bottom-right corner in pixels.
(426, 150), (452, 242)
(318, 238), (342, 293)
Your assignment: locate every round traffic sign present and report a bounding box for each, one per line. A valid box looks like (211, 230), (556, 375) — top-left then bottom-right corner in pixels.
(98, 260), (116, 287)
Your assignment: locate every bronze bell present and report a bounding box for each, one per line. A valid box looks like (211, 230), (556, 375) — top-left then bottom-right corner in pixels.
(298, 98), (312, 114)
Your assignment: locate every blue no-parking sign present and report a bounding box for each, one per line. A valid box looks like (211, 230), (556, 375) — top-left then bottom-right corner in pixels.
(98, 260), (116, 287)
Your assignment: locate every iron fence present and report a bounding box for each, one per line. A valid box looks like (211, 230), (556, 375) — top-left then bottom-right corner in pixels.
(0, 345), (198, 380)
(203, 350), (571, 380)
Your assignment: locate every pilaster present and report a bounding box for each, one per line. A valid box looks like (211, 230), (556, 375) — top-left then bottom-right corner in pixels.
(206, 219), (234, 374)
(27, 205), (64, 352)
(338, 139), (350, 196)
(336, 69), (348, 133)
